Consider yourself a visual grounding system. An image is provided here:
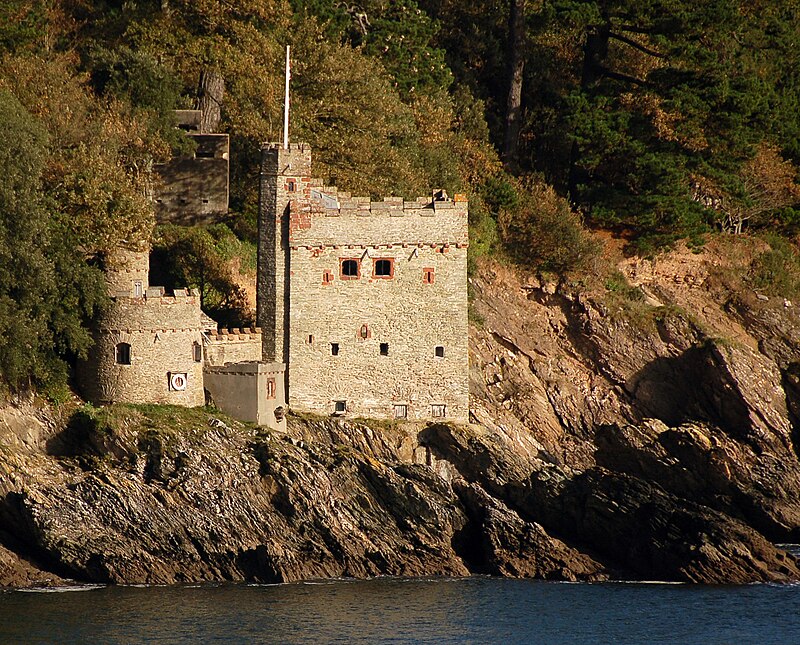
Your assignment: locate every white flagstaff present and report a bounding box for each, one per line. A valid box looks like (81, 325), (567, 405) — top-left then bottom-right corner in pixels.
(283, 45), (290, 149)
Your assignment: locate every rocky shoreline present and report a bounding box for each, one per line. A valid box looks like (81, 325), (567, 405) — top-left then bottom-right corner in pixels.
(3, 247), (800, 587)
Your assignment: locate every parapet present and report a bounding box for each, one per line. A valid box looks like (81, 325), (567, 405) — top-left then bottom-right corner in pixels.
(207, 327), (262, 342)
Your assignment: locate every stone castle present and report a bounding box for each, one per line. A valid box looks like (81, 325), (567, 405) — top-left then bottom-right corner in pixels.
(78, 133), (468, 427)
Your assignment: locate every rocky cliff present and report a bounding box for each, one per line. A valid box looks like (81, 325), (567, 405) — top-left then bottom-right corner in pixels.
(2, 242), (800, 586)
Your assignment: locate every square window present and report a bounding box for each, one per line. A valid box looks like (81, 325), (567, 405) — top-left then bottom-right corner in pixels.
(379, 342), (389, 356)
(340, 259), (360, 280)
(431, 404), (447, 418)
(393, 404), (408, 419)
(373, 258), (394, 278)
(423, 268), (435, 284)
(435, 346), (445, 358)
(334, 400), (347, 414)
(331, 343), (340, 355)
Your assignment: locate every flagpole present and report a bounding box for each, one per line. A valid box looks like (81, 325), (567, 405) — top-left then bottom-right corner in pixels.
(283, 45), (290, 149)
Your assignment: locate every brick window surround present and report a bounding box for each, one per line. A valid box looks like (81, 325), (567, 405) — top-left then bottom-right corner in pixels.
(322, 270), (334, 285)
(423, 268), (435, 284)
(373, 258), (394, 279)
(340, 258), (361, 280)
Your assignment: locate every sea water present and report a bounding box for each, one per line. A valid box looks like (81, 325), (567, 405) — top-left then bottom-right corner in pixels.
(2, 577), (800, 644)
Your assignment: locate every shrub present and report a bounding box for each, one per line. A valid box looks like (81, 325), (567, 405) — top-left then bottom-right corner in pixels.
(498, 178), (600, 273)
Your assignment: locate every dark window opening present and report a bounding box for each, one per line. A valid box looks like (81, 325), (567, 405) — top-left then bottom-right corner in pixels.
(435, 346), (445, 358)
(374, 258), (393, 278)
(331, 343), (340, 355)
(341, 259), (360, 279)
(287, 179), (297, 192)
(380, 343), (389, 356)
(195, 150), (214, 159)
(201, 198), (209, 204)
(308, 334), (314, 344)
(334, 400), (346, 414)
(115, 342), (131, 365)
(193, 342), (202, 362)
(423, 268), (435, 284)
(322, 270), (334, 285)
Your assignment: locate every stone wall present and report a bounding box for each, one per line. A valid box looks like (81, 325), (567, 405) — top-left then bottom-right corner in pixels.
(105, 248), (150, 297)
(77, 295), (206, 406)
(154, 134), (229, 226)
(288, 243), (469, 422)
(204, 328), (263, 366)
(203, 361), (287, 431)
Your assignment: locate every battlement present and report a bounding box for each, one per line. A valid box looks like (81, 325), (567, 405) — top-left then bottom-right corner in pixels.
(206, 327), (262, 342)
(289, 189), (468, 247)
(261, 142), (311, 153)
(111, 287), (201, 303)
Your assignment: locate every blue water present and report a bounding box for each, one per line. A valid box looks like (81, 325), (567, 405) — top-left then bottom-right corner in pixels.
(2, 577), (799, 644)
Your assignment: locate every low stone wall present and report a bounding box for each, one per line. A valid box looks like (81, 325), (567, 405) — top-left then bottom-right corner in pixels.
(204, 328), (263, 366)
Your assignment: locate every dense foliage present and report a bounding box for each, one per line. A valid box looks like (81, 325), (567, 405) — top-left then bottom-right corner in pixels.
(0, 0), (798, 392)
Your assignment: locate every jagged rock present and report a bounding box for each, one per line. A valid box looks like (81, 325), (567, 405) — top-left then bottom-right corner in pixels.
(4, 245), (800, 586)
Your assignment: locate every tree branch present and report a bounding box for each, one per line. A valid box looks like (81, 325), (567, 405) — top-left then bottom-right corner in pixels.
(597, 66), (650, 87)
(609, 31), (666, 58)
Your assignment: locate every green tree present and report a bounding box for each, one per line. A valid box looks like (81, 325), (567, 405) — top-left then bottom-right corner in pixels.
(0, 89), (106, 392)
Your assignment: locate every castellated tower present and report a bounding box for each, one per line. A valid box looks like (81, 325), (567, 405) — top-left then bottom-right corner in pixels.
(77, 246), (210, 407)
(257, 143), (312, 364)
(257, 142), (470, 423)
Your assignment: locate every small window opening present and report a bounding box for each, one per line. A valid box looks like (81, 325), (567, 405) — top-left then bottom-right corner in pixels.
(393, 404), (408, 419)
(380, 343), (389, 356)
(193, 342), (202, 362)
(334, 400), (347, 414)
(322, 270), (334, 285)
(202, 198), (209, 204)
(115, 342), (131, 365)
(308, 334), (314, 344)
(134, 281), (143, 297)
(266, 378), (276, 400)
(360, 324), (370, 339)
(435, 346), (445, 358)
(287, 179), (297, 192)
(195, 150), (214, 159)
(423, 268), (435, 284)
(341, 259), (360, 279)
(431, 404), (447, 418)
(374, 258), (393, 278)
(331, 343), (340, 356)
